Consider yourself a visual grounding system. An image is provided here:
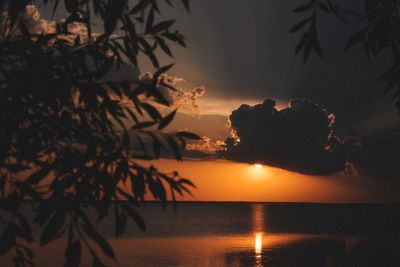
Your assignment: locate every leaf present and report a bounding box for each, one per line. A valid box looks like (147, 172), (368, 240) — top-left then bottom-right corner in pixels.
(116, 213), (128, 237)
(129, 0), (149, 14)
(150, 20), (175, 34)
(345, 30), (365, 49)
(80, 214), (116, 260)
(51, 0), (60, 18)
(138, 38), (159, 68)
(92, 255), (107, 267)
(289, 19), (309, 33)
(167, 136), (182, 160)
(0, 224), (15, 256)
(64, 240), (81, 267)
(292, 1), (315, 13)
(176, 131), (201, 140)
(153, 64), (174, 82)
(318, 2), (330, 13)
(141, 103), (162, 121)
(22, 246), (33, 259)
(152, 139), (161, 158)
(313, 41), (323, 58)
(159, 110), (176, 129)
(296, 33), (309, 55)
(145, 8), (154, 34)
(179, 178), (196, 188)
(155, 36), (173, 57)
(303, 40), (313, 64)
(181, 0), (190, 11)
(131, 121), (157, 130)
(64, 0), (78, 13)
(40, 211), (65, 246)
(15, 212), (33, 241)
(26, 166), (51, 185)
(122, 204), (146, 231)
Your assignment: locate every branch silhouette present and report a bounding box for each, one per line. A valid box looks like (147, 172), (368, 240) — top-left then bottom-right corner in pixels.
(0, 1), (198, 266)
(291, 0), (400, 111)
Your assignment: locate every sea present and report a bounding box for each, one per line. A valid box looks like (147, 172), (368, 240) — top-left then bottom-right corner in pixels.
(2, 202), (400, 267)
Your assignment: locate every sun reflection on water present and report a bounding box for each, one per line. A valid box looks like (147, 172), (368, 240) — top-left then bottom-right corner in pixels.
(253, 204), (265, 266)
(255, 232), (263, 267)
(255, 233), (263, 254)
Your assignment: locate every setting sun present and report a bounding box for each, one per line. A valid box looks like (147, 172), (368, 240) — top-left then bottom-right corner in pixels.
(254, 164), (263, 169)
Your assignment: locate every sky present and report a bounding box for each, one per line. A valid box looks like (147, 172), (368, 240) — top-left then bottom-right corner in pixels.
(36, 1), (400, 203)
(154, 0), (399, 132)
(152, 0), (400, 202)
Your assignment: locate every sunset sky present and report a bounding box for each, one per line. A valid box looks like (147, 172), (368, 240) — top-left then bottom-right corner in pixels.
(139, 1), (399, 203)
(38, 1), (400, 203)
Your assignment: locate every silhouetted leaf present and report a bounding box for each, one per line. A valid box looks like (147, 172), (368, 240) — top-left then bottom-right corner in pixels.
(153, 64), (174, 83)
(150, 20), (175, 34)
(138, 38), (159, 67)
(15, 212), (33, 241)
(293, 1), (314, 13)
(296, 33), (308, 55)
(64, 239), (81, 267)
(145, 8), (154, 34)
(159, 110), (177, 129)
(26, 166), (51, 185)
(21, 246), (33, 259)
(80, 214), (116, 260)
(346, 30), (365, 49)
(122, 204), (146, 231)
(176, 131), (201, 140)
(167, 136), (182, 160)
(179, 178), (196, 188)
(155, 36), (173, 57)
(116, 212), (128, 237)
(40, 211), (65, 246)
(0, 224), (15, 256)
(131, 121), (157, 130)
(181, 0), (190, 12)
(92, 255), (106, 267)
(129, 0), (149, 14)
(318, 2), (331, 13)
(303, 40), (313, 63)
(289, 19), (309, 33)
(141, 103), (162, 121)
(313, 41), (323, 58)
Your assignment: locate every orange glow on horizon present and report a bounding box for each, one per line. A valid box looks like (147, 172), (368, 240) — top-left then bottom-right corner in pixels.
(137, 159), (400, 203)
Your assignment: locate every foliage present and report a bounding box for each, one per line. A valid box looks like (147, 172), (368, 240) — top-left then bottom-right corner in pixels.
(290, 0), (400, 110)
(0, 0), (198, 266)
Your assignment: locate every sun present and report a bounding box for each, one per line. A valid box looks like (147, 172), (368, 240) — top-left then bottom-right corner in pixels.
(254, 164), (263, 169)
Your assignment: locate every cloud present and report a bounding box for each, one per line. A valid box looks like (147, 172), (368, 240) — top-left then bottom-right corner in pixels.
(186, 136), (225, 153)
(1, 4), (92, 45)
(140, 72), (206, 114)
(221, 98), (347, 175)
(344, 127), (400, 181)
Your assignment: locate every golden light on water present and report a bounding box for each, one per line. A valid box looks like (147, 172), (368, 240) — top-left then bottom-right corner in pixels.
(253, 204), (264, 266)
(255, 233), (263, 254)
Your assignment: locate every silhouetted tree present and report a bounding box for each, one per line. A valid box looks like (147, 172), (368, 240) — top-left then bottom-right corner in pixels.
(291, 0), (400, 111)
(0, 1), (198, 266)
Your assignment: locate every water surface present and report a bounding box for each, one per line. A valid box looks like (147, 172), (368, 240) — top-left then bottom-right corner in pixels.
(3, 202), (400, 266)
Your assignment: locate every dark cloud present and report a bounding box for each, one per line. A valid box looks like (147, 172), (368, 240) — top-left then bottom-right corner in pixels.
(221, 99), (346, 175)
(345, 127), (400, 181)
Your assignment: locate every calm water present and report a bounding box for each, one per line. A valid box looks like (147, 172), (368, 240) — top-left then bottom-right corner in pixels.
(3, 202), (400, 266)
